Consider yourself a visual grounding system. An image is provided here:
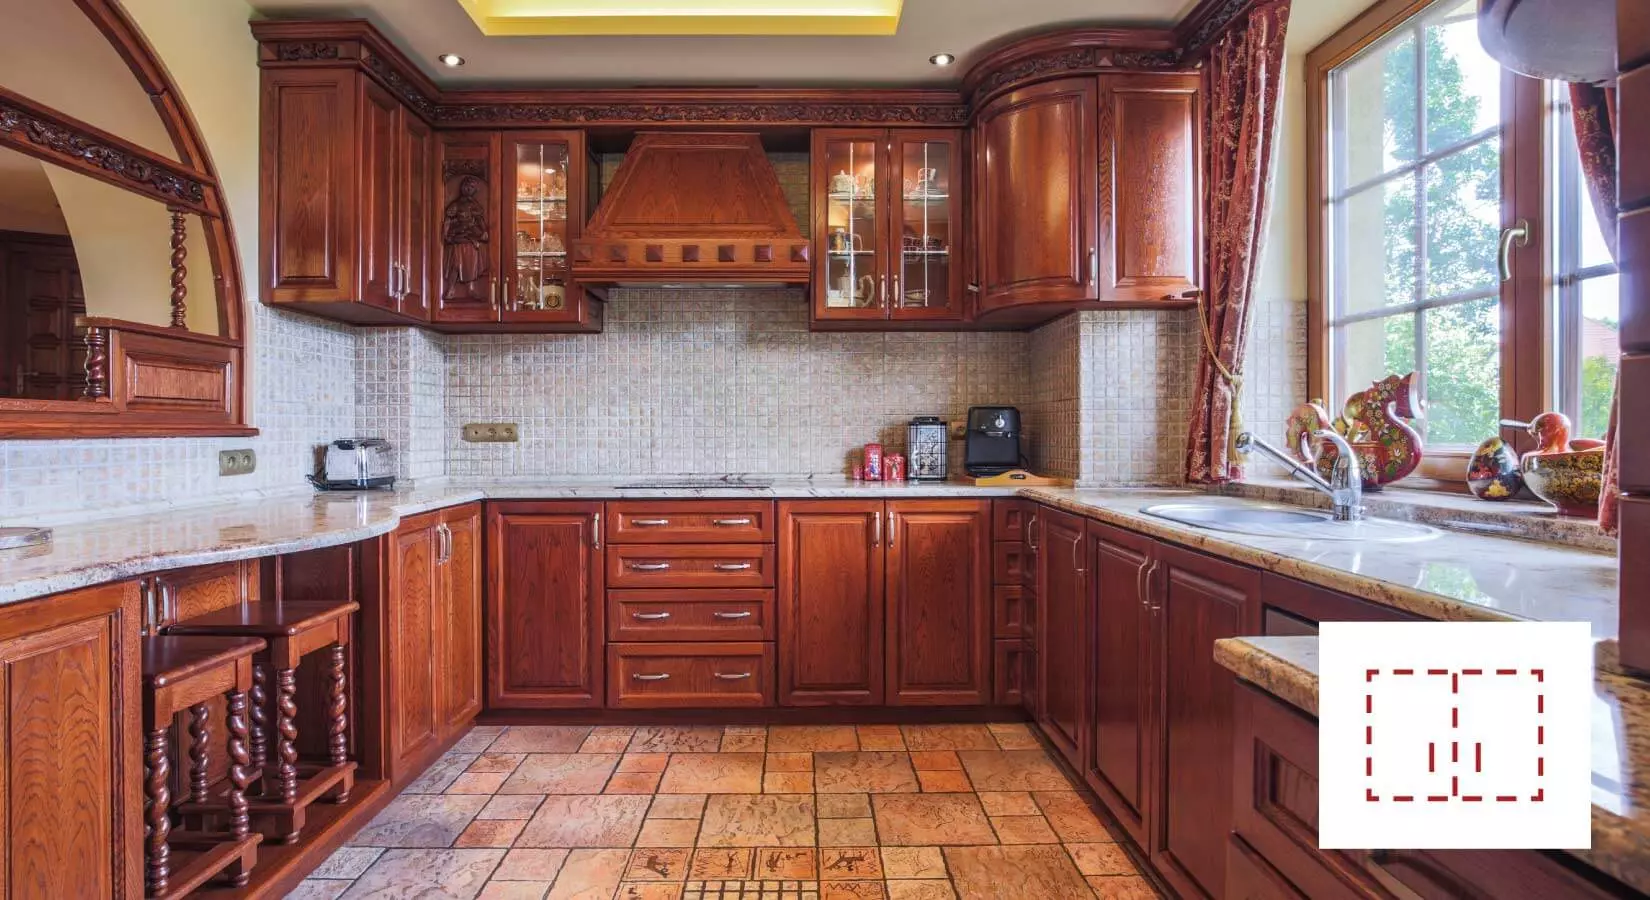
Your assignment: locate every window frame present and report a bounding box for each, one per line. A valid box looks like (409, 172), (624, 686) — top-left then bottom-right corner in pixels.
(1306, 0), (1549, 484)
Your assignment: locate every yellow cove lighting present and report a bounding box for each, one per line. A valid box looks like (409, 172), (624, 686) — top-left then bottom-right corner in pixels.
(452, 0), (905, 36)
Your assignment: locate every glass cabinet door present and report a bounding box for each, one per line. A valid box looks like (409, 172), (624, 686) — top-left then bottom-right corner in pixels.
(813, 130), (887, 320)
(891, 131), (961, 319)
(502, 132), (584, 323)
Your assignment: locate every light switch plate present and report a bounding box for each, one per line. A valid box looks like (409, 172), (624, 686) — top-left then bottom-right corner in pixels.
(219, 449), (257, 476)
(463, 423), (520, 443)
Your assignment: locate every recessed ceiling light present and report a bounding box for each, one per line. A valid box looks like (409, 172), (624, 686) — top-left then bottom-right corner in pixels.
(929, 52), (955, 67)
(439, 53), (466, 67)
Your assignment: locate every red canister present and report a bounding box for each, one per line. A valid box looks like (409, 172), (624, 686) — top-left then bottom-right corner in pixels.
(862, 443), (883, 480)
(885, 454), (906, 482)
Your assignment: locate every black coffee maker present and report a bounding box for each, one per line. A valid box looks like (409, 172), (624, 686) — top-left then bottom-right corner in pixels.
(964, 406), (1022, 476)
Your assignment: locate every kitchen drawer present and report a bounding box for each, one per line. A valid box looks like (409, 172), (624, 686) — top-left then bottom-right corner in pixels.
(607, 544), (775, 589)
(607, 642), (775, 708)
(993, 637), (1029, 706)
(994, 583), (1028, 638)
(608, 589), (773, 642)
(993, 499), (1033, 542)
(606, 500), (775, 544)
(993, 541), (1028, 586)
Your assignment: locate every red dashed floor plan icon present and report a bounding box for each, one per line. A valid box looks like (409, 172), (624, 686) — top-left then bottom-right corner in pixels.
(1320, 622), (1589, 849)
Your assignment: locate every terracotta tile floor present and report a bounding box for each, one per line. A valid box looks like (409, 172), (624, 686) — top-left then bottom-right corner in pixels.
(288, 723), (1162, 900)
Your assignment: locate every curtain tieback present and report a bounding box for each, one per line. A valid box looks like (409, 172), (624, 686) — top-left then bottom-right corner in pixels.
(1193, 290), (1246, 466)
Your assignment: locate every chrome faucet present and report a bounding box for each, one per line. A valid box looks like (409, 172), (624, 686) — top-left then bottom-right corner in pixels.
(1234, 431), (1365, 522)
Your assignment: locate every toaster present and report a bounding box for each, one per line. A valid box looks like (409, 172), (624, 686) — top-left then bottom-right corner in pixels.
(312, 438), (396, 490)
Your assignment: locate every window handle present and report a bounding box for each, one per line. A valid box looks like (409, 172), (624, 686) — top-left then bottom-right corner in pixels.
(1499, 219), (1530, 282)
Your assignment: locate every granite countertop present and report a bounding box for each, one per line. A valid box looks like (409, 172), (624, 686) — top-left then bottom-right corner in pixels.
(1214, 635), (1650, 894)
(0, 479), (1620, 637)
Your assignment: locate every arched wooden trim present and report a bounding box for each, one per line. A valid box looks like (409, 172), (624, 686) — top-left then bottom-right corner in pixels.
(0, 0), (250, 438)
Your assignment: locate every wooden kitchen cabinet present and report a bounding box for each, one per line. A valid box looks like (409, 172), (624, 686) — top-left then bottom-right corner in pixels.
(1036, 506), (1088, 763)
(499, 131), (599, 329)
(0, 581), (142, 899)
(260, 67), (432, 324)
(810, 129), (967, 326)
(777, 500), (885, 706)
(1085, 520), (1155, 846)
(886, 499), (992, 705)
(486, 501), (605, 708)
(974, 77), (1099, 319)
(972, 73), (1201, 324)
(381, 503), (483, 780)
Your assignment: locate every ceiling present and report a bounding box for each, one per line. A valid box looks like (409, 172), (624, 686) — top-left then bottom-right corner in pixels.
(246, 0), (1203, 87)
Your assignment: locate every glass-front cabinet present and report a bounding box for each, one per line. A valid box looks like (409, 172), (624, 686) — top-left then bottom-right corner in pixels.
(811, 128), (964, 324)
(501, 131), (591, 326)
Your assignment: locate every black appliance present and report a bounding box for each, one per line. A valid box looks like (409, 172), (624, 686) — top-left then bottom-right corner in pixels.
(964, 406), (1022, 476)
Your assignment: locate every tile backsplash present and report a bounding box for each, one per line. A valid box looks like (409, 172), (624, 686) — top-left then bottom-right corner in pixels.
(444, 289), (1032, 478)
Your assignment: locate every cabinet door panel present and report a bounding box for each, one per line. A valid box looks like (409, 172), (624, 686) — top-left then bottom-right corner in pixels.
(976, 77), (1098, 312)
(1086, 521), (1153, 845)
(501, 131), (590, 324)
(0, 581), (139, 900)
(260, 68), (356, 303)
(1036, 507), (1087, 764)
(887, 500), (991, 706)
(1152, 542), (1260, 900)
(433, 132), (502, 323)
(438, 504), (483, 732)
(1098, 74), (1201, 302)
(399, 111), (434, 319)
(890, 129), (965, 321)
(387, 513), (440, 773)
(811, 129), (891, 322)
(358, 78), (399, 311)
(486, 502), (605, 708)
(777, 501), (884, 705)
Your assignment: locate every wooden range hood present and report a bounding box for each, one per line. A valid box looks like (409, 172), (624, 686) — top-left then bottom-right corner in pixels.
(572, 132), (811, 287)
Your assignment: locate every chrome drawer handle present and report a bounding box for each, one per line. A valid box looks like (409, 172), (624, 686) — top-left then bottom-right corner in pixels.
(629, 562), (672, 571)
(632, 611), (672, 620)
(632, 673), (671, 681)
(633, 518), (671, 526)
(712, 611), (753, 620)
(712, 562), (752, 571)
(712, 518), (753, 526)
(713, 672), (752, 680)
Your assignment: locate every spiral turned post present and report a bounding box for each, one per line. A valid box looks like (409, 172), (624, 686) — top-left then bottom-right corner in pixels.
(168, 209), (188, 329)
(143, 728), (172, 896)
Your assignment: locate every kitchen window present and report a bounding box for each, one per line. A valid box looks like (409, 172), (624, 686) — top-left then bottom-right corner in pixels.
(1308, 0), (1612, 478)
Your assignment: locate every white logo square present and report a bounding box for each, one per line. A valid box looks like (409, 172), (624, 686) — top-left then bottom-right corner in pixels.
(1319, 621), (1591, 849)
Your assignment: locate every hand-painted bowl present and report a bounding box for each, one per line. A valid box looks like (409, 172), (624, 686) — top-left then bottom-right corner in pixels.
(1521, 448), (1604, 516)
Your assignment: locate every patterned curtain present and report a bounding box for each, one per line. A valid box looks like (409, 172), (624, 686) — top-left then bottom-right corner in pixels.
(1571, 83), (1620, 533)
(1184, 0), (1292, 483)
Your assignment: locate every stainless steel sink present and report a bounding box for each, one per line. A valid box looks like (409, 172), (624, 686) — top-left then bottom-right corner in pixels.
(1140, 501), (1440, 543)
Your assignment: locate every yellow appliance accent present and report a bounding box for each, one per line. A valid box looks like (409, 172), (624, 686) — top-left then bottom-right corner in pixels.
(454, 0), (903, 35)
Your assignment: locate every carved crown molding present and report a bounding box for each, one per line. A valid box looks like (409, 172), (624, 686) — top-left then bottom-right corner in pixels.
(433, 100), (967, 127)
(961, 29), (1187, 103)
(0, 90), (211, 214)
(274, 41), (341, 61)
(1175, 0), (1264, 59)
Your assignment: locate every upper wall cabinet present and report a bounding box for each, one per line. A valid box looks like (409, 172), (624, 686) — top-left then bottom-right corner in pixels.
(260, 68), (433, 325)
(972, 73), (1201, 326)
(810, 129), (968, 327)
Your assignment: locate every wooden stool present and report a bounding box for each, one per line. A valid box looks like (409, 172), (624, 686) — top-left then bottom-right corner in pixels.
(142, 635), (266, 898)
(166, 600), (360, 843)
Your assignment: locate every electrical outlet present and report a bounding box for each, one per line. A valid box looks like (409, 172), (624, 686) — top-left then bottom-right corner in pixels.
(462, 423), (520, 443)
(218, 449), (257, 476)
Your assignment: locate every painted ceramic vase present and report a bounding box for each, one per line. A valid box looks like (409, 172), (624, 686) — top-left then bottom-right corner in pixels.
(1466, 436), (1523, 501)
(1285, 373), (1424, 492)
(1519, 412), (1605, 516)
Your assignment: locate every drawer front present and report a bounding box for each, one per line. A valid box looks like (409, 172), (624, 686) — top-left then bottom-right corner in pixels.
(993, 499), (1032, 542)
(607, 544), (775, 589)
(993, 541), (1028, 586)
(607, 642), (775, 708)
(608, 590), (774, 642)
(994, 584), (1028, 638)
(606, 501), (775, 544)
(993, 638), (1028, 706)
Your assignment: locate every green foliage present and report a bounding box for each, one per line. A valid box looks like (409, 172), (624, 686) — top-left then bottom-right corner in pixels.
(1370, 25), (1502, 446)
(1580, 355), (1618, 441)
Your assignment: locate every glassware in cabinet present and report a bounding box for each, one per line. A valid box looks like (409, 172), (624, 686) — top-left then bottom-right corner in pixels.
(501, 131), (589, 323)
(812, 130), (888, 319)
(892, 131), (961, 319)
